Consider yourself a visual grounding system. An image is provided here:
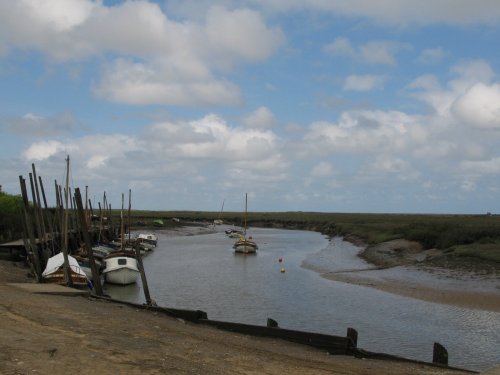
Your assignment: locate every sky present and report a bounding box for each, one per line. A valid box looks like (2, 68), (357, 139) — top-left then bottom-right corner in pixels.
(1, 0), (500, 214)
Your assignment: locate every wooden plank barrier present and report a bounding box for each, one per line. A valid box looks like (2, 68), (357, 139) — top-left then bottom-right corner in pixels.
(198, 318), (355, 355)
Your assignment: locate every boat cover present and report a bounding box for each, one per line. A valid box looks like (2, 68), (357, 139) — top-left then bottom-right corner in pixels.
(42, 252), (88, 278)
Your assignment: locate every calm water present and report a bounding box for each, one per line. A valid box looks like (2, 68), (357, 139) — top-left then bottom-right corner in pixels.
(105, 227), (500, 371)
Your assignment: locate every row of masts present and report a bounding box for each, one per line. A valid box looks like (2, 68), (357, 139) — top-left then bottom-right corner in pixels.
(18, 158), (121, 296)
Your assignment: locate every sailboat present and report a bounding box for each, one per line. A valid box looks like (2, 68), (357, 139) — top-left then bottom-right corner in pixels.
(43, 156), (90, 288)
(213, 199), (224, 225)
(233, 193), (258, 254)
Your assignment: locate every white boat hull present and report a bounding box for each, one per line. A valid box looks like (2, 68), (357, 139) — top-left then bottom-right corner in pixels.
(103, 256), (140, 285)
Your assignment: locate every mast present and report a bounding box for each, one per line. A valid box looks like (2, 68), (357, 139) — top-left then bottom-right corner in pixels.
(62, 155), (73, 287)
(120, 193), (125, 251)
(244, 193), (248, 235)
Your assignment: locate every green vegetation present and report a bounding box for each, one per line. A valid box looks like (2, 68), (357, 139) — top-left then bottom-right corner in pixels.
(0, 191), (24, 243)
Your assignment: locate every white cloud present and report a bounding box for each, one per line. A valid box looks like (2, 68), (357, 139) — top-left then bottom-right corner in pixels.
(310, 162), (333, 177)
(205, 6), (285, 68)
(324, 37), (407, 65)
(0, 1), (283, 106)
(452, 82), (500, 129)
(243, 107), (277, 129)
(94, 59), (242, 106)
(343, 75), (386, 91)
(303, 110), (425, 154)
(22, 140), (67, 161)
(365, 156), (419, 181)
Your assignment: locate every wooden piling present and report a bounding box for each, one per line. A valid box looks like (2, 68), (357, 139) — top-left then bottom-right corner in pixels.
(267, 318), (279, 328)
(128, 189), (152, 305)
(19, 176), (42, 281)
(433, 342), (448, 366)
(347, 327), (358, 348)
(74, 188), (103, 296)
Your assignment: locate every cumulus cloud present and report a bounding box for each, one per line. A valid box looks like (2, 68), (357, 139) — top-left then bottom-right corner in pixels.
(243, 107), (277, 129)
(303, 110), (425, 154)
(94, 59), (243, 106)
(451, 83), (500, 129)
(22, 140), (68, 161)
(0, 1), (283, 107)
(343, 75), (386, 91)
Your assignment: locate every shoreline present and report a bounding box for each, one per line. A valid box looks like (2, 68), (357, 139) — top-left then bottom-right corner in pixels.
(303, 237), (500, 313)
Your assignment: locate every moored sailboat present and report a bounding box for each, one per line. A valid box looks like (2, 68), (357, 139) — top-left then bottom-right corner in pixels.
(233, 193), (258, 254)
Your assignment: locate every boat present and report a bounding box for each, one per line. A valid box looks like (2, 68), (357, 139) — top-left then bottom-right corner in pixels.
(74, 255), (103, 280)
(213, 200), (225, 225)
(42, 252), (90, 288)
(102, 193), (140, 285)
(137, 233), (158, 246)
(102, 251), (140, 285)
(226, 229), (244, 238)
(92, 244), (115, 260)
(233, 235), (258, 254)
(233, 193), (258, 254)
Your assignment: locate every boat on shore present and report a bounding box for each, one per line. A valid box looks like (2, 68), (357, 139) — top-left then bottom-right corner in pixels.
(42, 252), (90, 288)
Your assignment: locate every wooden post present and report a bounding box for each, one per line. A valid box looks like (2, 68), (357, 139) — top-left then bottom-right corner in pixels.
(19, 176), (42, 281)
(433, 342), (448, 366)
(267, 318), (279, 328)
(38, 175), (55, 256)
(28, 173), (45, 256)
(31, 164), (47, 245)
(346, 328), (358, 348)
(74, 188), (103, 296)
(128, 189), (152, 305)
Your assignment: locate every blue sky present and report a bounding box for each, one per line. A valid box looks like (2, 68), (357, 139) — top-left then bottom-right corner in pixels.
(2, 0), (500, 213)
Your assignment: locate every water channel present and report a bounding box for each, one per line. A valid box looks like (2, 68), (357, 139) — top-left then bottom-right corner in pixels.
(105, 227), (500, 372)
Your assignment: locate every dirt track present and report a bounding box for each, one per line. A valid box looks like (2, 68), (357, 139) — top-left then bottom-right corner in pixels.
(0, 260), (476, 375)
